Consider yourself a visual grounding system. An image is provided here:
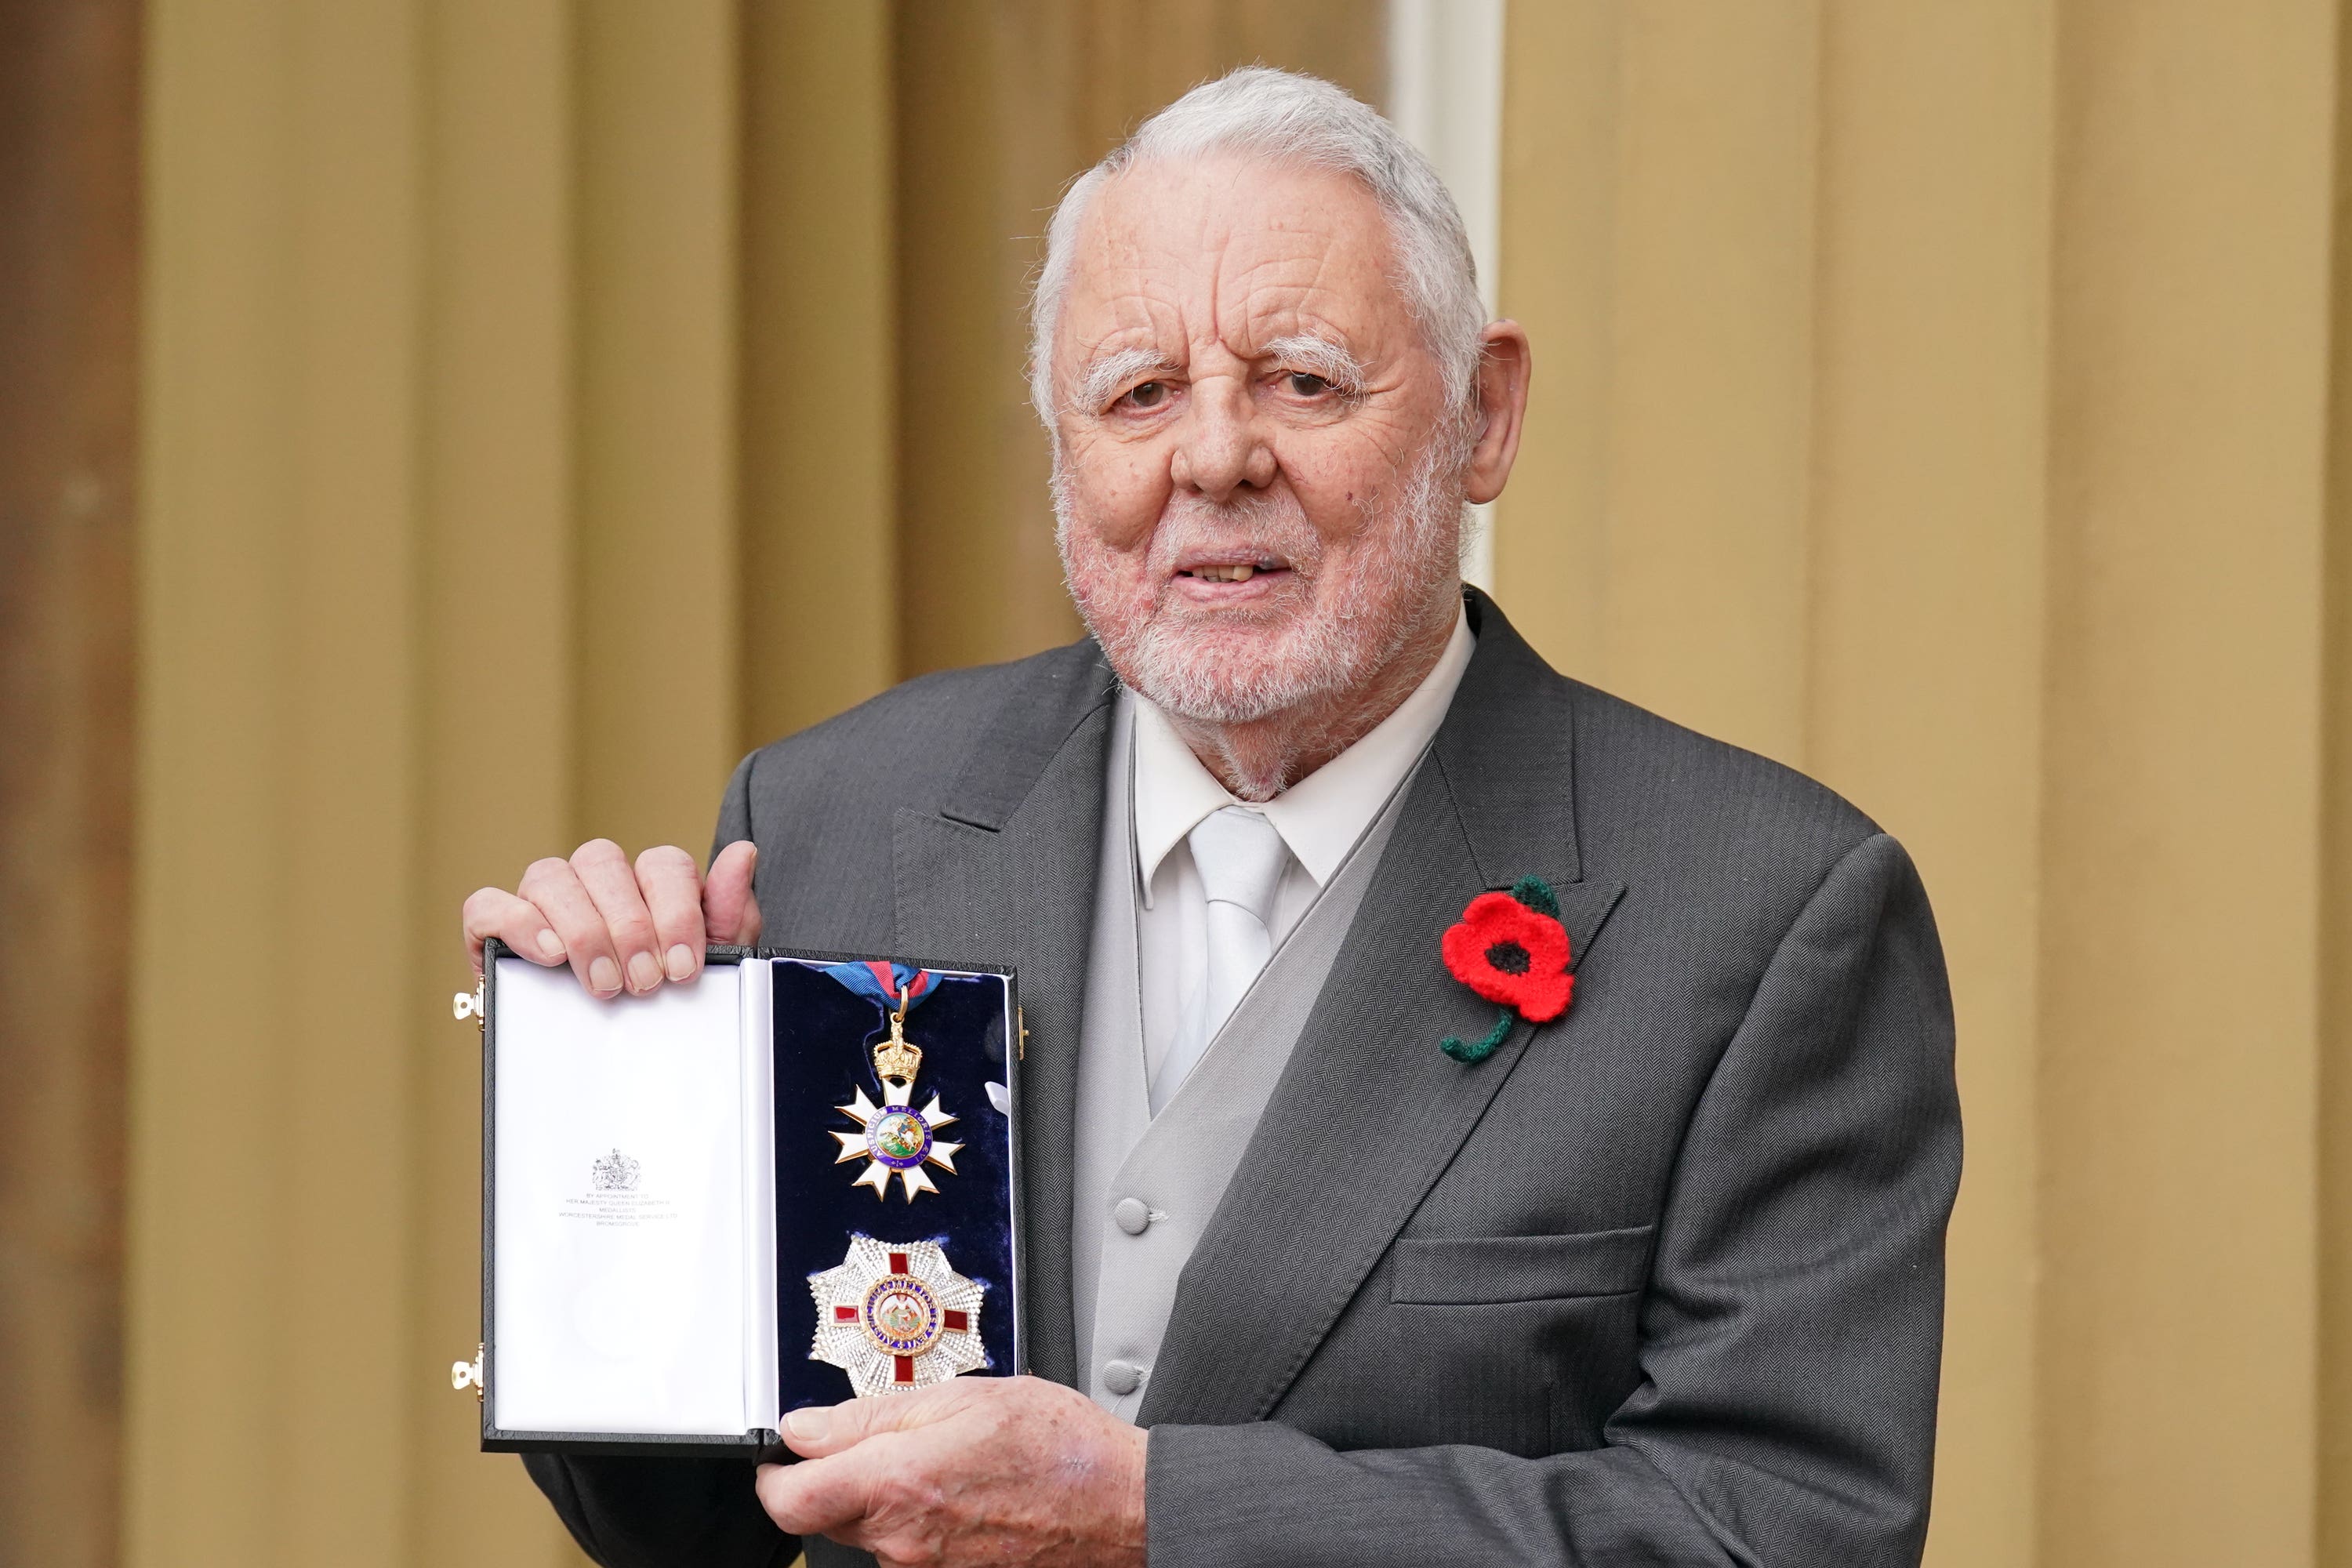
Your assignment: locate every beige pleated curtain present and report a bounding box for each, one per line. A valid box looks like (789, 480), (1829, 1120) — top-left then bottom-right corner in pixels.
(125, 4), (2352, 1567)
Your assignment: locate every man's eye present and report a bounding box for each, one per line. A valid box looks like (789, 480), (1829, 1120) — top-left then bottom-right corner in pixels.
(1120, 381), (1169, 410)
(1283, 371), (1333, 397)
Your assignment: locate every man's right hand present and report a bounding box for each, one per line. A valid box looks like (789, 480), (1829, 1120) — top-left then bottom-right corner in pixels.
(461, 838), (763, 997)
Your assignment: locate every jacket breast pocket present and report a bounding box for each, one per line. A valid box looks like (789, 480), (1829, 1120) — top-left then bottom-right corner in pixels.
(1388, 1225), (1655, 1305)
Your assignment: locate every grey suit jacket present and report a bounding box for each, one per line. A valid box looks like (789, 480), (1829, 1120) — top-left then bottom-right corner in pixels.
(527, 588), (1961, 1567)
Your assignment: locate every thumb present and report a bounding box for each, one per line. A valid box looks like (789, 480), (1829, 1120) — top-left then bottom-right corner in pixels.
(782, 1385), (962, 1458)
(704, 840), (761, 946)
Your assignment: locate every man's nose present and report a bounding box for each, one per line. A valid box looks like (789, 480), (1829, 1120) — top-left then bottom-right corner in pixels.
(1169, 378), (1276, 501)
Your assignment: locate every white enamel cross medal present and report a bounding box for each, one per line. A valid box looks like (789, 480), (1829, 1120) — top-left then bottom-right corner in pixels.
(832, 987), (963, 1200)
(809, 1235), (985, 1396)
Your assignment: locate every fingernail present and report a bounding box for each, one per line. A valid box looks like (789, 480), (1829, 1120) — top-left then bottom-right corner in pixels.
(536, 930), (565, 960)
(786, 1407), (827, 1440)
(627, 951), (662, 992)
(589, 956), (621, 995)
(666, 944), (696, 982)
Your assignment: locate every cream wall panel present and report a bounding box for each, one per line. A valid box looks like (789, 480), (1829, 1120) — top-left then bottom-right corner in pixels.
(890, 0), (999, 681)
(131, 5), (290, 1555)
(573, 0), (741, 858)
(274, 8), (423, 1556)
(2037, 2), (2335, 1562)
(740, 0), (897, 750)
(1499, 2), (1821, 767)
(414, 2), (592, 1563)
(1806, 9), (2054, 1565)
(135, 2), (721, 1562)
(131, 2), (423, 1563)
(1599, 2), (1820, 767)
(2322, 5), (2352, 1548)
(1496, 2), (1618, 682)
(893, 3), (1080, 679)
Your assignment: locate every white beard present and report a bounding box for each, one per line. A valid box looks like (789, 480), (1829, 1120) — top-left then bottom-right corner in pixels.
(1055, 431), (1468, 728)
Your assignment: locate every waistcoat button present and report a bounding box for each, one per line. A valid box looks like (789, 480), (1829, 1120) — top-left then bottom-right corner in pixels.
(1113, 1196), (1151, 1235)
(1102, 1359), (1145, 1396)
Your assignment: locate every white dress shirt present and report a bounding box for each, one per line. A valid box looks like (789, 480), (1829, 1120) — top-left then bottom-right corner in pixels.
(1127, 607), (1475, 1104)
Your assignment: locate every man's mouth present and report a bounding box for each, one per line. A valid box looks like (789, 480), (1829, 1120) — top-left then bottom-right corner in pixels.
(1174, 552), (1291, 590)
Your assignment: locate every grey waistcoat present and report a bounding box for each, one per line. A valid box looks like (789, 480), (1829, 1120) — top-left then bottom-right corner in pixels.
(1070, 699), (1413, 1418)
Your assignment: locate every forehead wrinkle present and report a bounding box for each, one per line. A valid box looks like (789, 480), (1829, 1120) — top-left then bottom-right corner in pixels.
(1201, 226), (1228, 374)
(1222, 246), (1389, 358)
(1236, 289), (1371, 367)
(1063, 169), (1407, 386)
(1221, 241), (1335, 311)
(1191, 210), (1347, 365)
(1067, 285), (1185, 366)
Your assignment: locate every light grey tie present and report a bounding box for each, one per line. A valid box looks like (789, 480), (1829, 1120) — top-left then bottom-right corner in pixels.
(1152, 806), (1289, 1114)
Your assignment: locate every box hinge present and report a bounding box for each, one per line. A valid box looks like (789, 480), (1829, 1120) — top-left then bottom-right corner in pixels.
(452, 1343), (485, 1401)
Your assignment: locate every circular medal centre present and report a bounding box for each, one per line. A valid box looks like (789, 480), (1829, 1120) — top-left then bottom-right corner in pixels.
(867, 1107), (931, 1168)
(860, 1274), (942, 1356)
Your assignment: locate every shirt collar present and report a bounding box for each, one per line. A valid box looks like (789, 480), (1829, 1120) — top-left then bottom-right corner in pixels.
(1131, 604), (1475, 900)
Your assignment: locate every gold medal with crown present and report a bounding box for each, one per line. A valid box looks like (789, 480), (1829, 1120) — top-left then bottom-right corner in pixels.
(831, 982), (964, 1200)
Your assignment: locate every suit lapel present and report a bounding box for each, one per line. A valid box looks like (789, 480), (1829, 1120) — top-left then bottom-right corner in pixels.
(1138, 593), (1625, 1426)
(892, 641), (1120, 1391)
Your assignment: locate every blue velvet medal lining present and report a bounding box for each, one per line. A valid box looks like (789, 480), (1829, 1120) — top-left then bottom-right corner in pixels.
(769, 958), (1016, 1414)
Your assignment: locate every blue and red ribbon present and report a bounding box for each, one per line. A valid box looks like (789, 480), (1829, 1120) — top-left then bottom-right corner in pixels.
(822, 960), (938, 1014)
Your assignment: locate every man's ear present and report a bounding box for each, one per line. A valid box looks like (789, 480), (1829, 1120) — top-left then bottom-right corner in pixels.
(1463, 321), (1532, 506)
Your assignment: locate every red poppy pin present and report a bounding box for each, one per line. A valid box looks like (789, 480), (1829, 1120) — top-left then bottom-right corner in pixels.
(1439, 877), (1572, 1063)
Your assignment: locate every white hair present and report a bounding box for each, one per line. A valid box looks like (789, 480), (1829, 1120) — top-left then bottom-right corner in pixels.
(1028, 67), (1486, 429)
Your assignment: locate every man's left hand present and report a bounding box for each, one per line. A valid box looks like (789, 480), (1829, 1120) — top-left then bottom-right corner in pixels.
(756, 1376), (1147, 1567)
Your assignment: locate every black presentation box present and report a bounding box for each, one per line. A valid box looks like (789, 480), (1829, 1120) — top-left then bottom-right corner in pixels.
(458, 939), (1023, 1457)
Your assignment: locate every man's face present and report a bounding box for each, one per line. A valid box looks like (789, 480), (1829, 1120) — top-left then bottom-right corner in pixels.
(1049, 154), (1466, 725)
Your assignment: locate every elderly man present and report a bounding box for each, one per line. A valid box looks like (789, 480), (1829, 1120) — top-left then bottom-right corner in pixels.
(470, 68), (1958, 1568)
